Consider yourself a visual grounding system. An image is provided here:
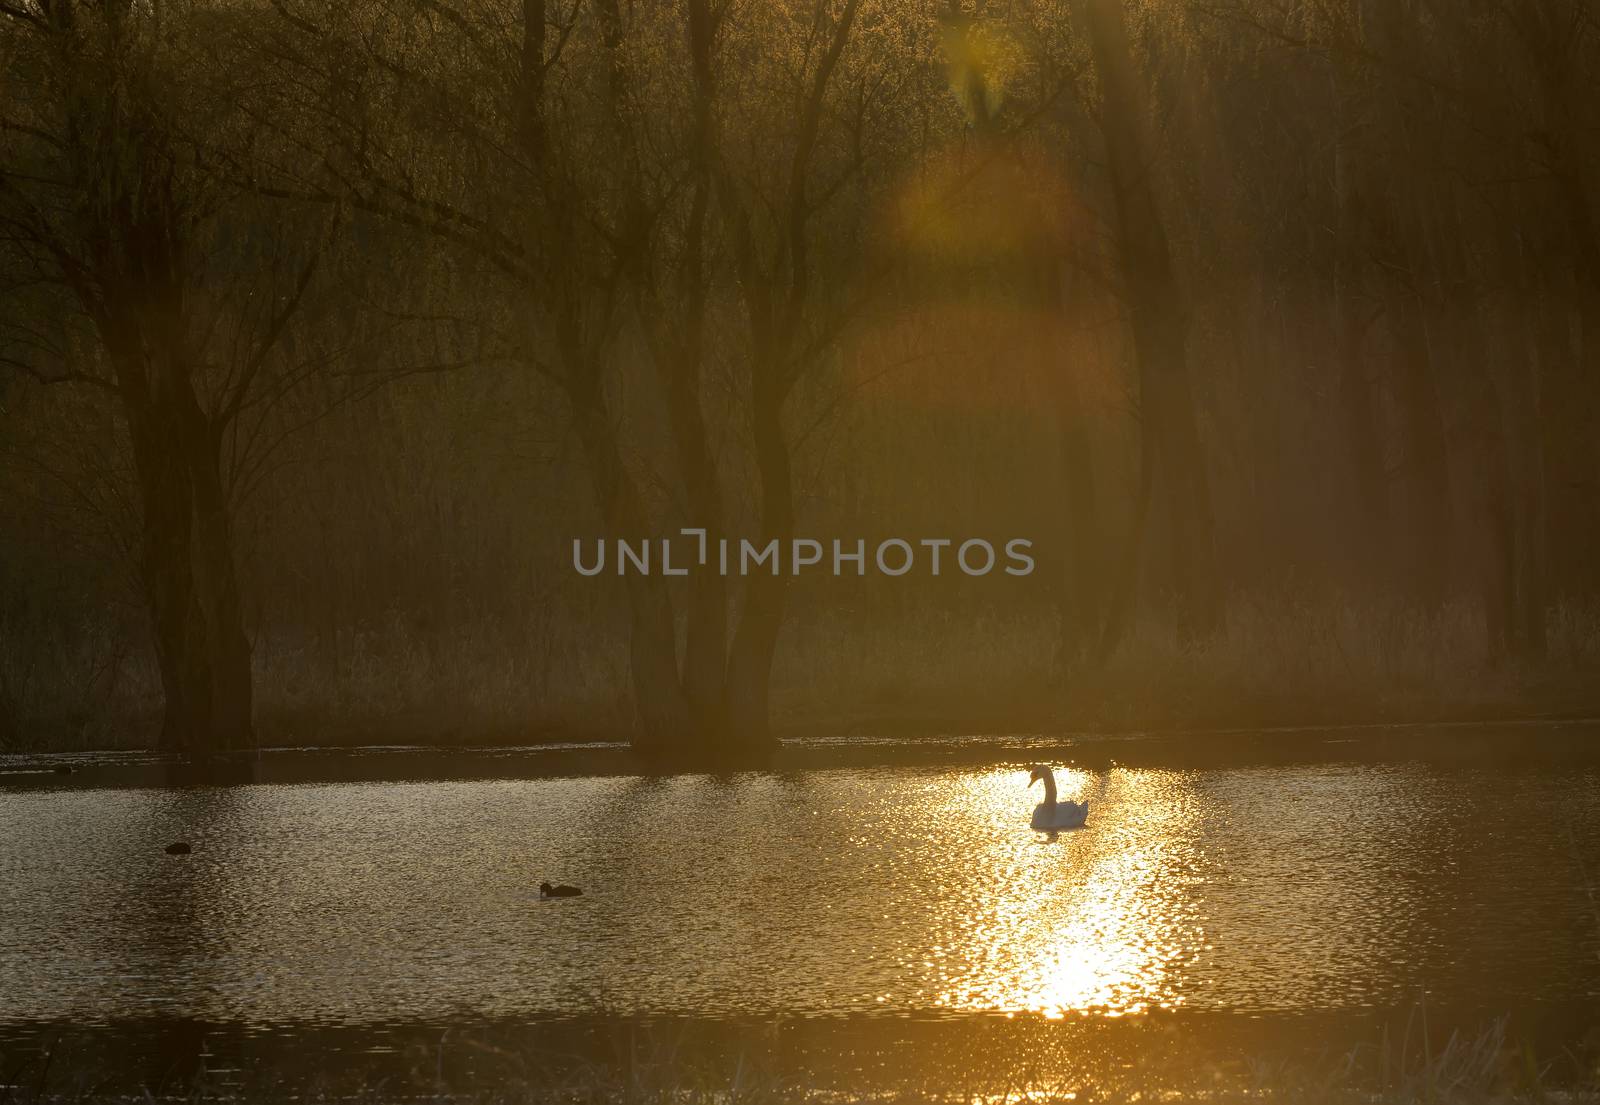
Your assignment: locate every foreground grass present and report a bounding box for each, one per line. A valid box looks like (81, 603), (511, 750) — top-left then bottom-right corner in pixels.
(4, 1016), (1598, 1105)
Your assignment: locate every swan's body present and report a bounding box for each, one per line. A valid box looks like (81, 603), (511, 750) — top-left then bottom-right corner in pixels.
(1028, 766), (1089, 830)
(540, 881), (582, 899)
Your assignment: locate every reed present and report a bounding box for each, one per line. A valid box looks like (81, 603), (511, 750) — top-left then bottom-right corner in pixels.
(1, 1013), (1592, 1105)
(5, 592), (1600, 752)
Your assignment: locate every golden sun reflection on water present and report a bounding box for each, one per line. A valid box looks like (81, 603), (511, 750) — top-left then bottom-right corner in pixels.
(929, 767), (1207, 1020)
(4, 763), (1600, 1027)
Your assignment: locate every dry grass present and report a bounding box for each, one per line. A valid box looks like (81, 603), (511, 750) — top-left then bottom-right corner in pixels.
(250, 613), (631, 747)
(1, 1013), (1595, 1105)
(0, 608), (158, 751)
(783, 593), (1600, 738)
(5, 592), (1600, 752)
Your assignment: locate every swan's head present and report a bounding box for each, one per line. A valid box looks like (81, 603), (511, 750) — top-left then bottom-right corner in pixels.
(1028, 765), (1049, 787)
(539, 882), (553, 894)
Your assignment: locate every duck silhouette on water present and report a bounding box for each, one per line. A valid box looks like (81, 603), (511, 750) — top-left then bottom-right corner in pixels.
(540, 881), (582, 899)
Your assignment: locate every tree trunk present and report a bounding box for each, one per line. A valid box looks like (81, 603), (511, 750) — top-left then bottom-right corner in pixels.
(1391, 288), (1453, 609)
(1095, 386), (1154, 663)
(672, 0), (729, 751)
(657, 299), (729, 748)
(1336, 309), (1389, 575)
(568, 377), (693, 757)
(1330, 86), (1389, 580)
(724, 370), (790, 755)
(119, 352), (254, 755)
(520, 0), (696, 757)
(1432, 195), (1516, 662)
(38, 5), (258, 758)
(1083, 0), (1217, 638)
(1047, 261), (1103, 668)
(662, 7), (729, 748)
(1516, 310), (1550, 659)
(1054, 365), (1102, 665)
(1545, 124), (1600, 598)
(1363, 0), (1452, 610)
(1465, 346), (1516, 663)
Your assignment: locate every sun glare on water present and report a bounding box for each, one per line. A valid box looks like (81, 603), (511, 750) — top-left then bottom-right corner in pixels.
(927, 768), (1208, 1020)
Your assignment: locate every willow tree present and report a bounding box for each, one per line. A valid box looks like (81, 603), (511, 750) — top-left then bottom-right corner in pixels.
(260, 0), (714, 754)
(0, 0), (343, 753)
(1205, 0), (1599, 657)
(1081, 0), (1217, 649)
(0, 0), (429, 752)
(714, 0), (867, 749)
(708, 0), (942, 749)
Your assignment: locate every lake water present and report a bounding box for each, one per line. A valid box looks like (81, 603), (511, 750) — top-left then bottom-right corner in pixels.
(4, 735), (1600, 1094)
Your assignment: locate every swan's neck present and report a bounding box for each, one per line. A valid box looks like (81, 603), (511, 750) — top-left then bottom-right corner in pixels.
(1039, 770), (1057, 806)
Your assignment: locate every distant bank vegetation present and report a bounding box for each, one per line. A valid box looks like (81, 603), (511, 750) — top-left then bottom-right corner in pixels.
(3, 0), (1599, 756)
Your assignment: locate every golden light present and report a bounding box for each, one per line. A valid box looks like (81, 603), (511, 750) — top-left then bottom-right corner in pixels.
(927, 767), (1206, 1019)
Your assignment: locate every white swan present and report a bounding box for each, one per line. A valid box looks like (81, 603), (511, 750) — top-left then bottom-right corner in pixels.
(1028, 765), (1089, 830)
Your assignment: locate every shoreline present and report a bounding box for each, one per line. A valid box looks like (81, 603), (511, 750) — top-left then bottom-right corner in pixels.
(5, 712), (1600, 791)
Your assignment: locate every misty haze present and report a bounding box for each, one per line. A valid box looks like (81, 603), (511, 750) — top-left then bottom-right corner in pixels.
(2, 0), (1599, 1101)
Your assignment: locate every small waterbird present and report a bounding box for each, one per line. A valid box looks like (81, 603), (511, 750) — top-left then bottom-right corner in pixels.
(540, 881), (582, 899)
(164, 842), (192, 855)
(1028, 765), (1089, 830)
